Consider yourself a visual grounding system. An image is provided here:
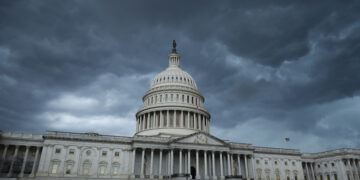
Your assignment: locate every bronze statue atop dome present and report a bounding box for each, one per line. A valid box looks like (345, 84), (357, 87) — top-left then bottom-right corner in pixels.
(172, 40), (177, 53)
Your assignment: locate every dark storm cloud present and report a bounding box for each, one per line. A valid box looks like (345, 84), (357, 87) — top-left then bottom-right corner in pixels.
(1, 0), (360, 152)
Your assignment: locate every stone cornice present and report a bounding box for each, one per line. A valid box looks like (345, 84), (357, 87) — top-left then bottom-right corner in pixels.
(136, 105), (210, 117)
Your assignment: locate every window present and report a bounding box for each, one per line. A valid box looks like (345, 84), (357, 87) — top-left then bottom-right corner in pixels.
(332, 163), (335, 167)
(285, 161), (288, 166)
(83, 161), (91, 175)
(69, 149), (75, 155)
(324, 164), (327, 167)
(256, 160), (260, 164)
(292, 161), (296, 166)
(114, 152), (120, 157)
(171, 94), (173, 101)
(192, 97), (194, 104)
(187, 96), (189, 103)
(165, 94), (168, 102)
(112, 163), (120, 175)
(160, 95), (162, 102)
(182, 95), (184, 102)
(155, 96), (157, 103)
(318, 164), (320, 168)
(55, 148), (61, 154)
(100, 165), (106, 175)
(176, 94), (179, 101)
(265, 160), (268, 165)
(65, 162), (73, 174)
(275, 170), (280, 180)
(196, 98), (198, 105)
(275, 161), (278, 165)
(102, 151), (107, 156)
(51, 163), (58, 174)
(86, 150), (91, 156)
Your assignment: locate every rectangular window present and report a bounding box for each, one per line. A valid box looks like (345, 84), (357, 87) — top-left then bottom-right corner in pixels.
(52, 164), (58, 174)
(115, 152), (120, 157)
(192, 97), (194, 104)
(160, 95), (162, 102)
(102, 151), (107, 156)
(187, 96), (189, 103)
(55, 148), (61, 154)
(171, 94), (173, 101)
(182, 95), (184, 102)
(69, 149), (75, 155)
(176, 94), (179, 101)
(165, 94), (168, 101)
(155, 96), (158, 103)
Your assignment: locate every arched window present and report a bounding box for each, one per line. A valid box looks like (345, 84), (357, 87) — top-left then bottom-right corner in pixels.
(65, 160), (74, 174)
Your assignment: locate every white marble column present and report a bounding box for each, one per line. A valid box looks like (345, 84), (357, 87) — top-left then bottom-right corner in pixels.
(237, 154), (241, 176)
(0, 144), (9, 172)
(171, 149), (174, 175)
(29, 146), (40, 177)
(150, 149), (154, 179)
(167, 110), (170, 127)
(131, 148), (136, 177)
(250, 155), (255, 179)
(159, 150), (163, 179)
(154, 112), (157, 128)
(187, 111), (190, 128)
(140, 149), (145, 178)
(354, 160), (360, 180)
(198, 113), (201, 130)
(204, 151), (209, 179)
(167, 151), (171, 176)
(196, 150), (200, 179)
(8, 145), (19, 177)
(305, 163), (310, 180)
(244, 155), (249, 180)
(173, 110), (177, 127)
(147, 113), (151, 129)
(212, 151), (216, 179)
(220, 152), (224, 179)
(180, 111), (184, 128)
(160, 111), (164, 128)
(19, 146), (30, 177)
(310, 163), (316, 180)
(36, 145), (48, 175)
(179, 149), (183, 174)
(188, 150), (191, 174)
(194, 113), (197, 129)
(227, 153), (231, 176)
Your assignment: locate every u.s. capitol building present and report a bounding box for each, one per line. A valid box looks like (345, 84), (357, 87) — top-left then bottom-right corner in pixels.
(0, 42), (359, 180)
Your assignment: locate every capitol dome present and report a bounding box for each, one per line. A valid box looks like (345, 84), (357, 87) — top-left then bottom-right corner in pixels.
(135, 41), (210, 137)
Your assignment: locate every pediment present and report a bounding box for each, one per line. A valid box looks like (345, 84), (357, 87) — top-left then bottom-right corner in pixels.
(171, 132), (228, 146)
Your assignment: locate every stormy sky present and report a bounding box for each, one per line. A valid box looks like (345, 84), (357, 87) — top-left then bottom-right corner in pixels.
(1, 1), (360, 153)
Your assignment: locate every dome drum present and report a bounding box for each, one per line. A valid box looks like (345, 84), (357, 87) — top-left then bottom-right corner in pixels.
(135, 42), (211, 137)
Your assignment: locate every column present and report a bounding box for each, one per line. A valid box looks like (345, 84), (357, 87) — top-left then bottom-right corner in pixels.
(167, 110), (170, 127)
(150, 149), (154, 179)
(198, 113), (201, 130)
(136, 118), (139, 132)
(350, 160), (357, 180)
(160, 110), (164, 128)
(196, 150), (200, 179)
(188, 150), (191, 174)
(180, 111), (184, 128)
(194, 113), (197, 129)
(179, 149), (183, 174)
(0, 144), (9, 171)
(244, 155), (249, 180)
(171, 150), (174, 175)
(237, 154), (242, 177)
(140, 149), (145, 178)
(131, 148), (136, 177)
(310, 163), (316, 180)
(220, 152), (224, 179)
(36, 145), (48, 175)
(305, 163), (310, 180)
(8, 145), (19, 177)
(187, 111), (190, 128)
(227, 153), (231, 176)
(173, 110), (176, 127)
(153, 112), (157, 128)
(231, 154), (234, 176)
(204, 151), (208, 179)
(250, 155), (255, 179)
(19, 146), (30, 177)
(159, 150), (163, 179)
(147, 113), (151, 129)
(167, 151), (171, 176)
(142, 115), (145, 130)
(354, 159), (360, 180)
(29, 146), (40, 177)
(212, 151), (216, 179)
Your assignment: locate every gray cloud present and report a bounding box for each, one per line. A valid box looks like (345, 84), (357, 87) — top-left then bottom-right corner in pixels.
(0, 0), (360, 152)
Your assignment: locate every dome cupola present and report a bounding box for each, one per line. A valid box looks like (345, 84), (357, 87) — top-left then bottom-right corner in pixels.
(135, 41), (211, 137)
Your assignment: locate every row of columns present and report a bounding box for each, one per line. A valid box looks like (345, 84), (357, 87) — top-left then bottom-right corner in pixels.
(136, 110), (210, 133)
(0, 144), (41, 178)
(303, 162), (316, 180)
(344, 159), (360, 180)
(130, 148), (254, 179)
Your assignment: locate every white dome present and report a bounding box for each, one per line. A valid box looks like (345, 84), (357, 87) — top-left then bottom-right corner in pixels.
(150, 66), (198, 90)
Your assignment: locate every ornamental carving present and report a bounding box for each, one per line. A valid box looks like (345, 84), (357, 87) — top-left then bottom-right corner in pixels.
(193, 135), (208, 144)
